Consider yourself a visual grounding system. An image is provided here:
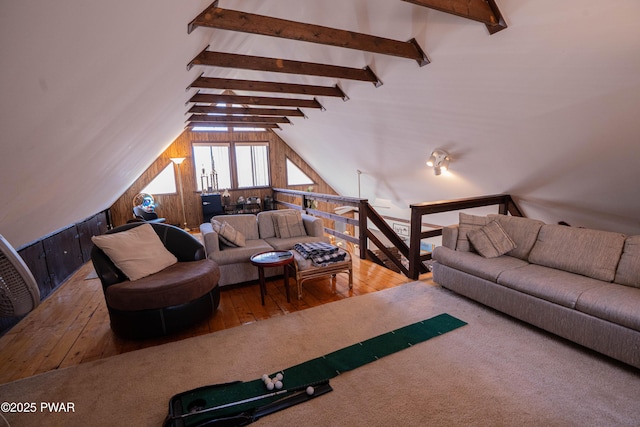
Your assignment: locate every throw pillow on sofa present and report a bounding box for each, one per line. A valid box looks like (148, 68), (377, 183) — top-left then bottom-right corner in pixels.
(272, 210), (307, 239)
(456, 213), (493, 252)
(468, 220), (517, 258)
(211, 219), (246, 247)
(91, 223), (177, 281)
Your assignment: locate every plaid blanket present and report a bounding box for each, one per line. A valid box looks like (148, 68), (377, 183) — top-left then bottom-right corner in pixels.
(293, 242), (346, 266)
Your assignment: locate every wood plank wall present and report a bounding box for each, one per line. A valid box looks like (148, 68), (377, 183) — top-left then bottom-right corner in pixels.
(109, 129), (339, 228)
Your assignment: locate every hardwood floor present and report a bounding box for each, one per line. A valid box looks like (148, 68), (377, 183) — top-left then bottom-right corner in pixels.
(0, 253), (425, 385)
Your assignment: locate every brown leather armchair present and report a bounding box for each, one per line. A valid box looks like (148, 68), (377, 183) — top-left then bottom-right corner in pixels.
(91, 222), (220, 338)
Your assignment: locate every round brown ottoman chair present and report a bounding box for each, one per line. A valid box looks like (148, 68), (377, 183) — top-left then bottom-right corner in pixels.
(91, 222), (220, 339)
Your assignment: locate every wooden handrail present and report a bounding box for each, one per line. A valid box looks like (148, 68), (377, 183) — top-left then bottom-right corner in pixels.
(408, 194), (522, 279)
(272, 189), (523, 282)
(272, 188), (369, 259)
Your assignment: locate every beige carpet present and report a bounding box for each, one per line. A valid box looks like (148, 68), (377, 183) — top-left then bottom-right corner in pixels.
(1, 281), (639, 427)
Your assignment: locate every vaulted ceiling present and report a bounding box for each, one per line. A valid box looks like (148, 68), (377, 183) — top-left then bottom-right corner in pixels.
(1, 0), (640, 248)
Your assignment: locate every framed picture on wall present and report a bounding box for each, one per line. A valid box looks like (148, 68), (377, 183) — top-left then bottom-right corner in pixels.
(392, 222), (409, 237)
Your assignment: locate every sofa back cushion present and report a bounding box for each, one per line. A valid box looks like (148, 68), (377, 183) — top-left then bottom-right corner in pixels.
(212, 214), (259, 240)
(488, 214), (544, 260)
(614, 235), (640, 288)
(528, 224), (626, 282)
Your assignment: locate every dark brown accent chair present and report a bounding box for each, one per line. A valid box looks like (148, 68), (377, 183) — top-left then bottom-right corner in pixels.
(91, 222), (220, 338)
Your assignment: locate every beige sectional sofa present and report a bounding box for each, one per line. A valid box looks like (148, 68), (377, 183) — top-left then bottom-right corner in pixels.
(199, 209), (330, 286)
(432, 213), (640, 369)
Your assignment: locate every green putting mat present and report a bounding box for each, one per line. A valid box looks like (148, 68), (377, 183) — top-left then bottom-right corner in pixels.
(280, 313), (467, 387)
(167, 313), (467, 425)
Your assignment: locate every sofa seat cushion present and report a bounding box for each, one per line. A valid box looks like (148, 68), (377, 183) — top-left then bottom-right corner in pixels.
(105, 259), (219, 311)
(209, 239), (274, 265)
(497, 264), (608, 309)
(432, 246), (529, 282)
(614, 235), (640, 288)
(528, 224), (626, 282)
(575, 284), (640, 332)
(264, 235), (331, 251)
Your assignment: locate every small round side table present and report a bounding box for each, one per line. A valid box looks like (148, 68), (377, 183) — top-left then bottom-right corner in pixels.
(250, 250), (293, 305)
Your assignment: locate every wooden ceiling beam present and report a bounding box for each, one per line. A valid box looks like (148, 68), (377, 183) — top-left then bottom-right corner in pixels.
(188, 75), (348, 100)
(188, 49), (382, 87)
(401, 0), (507, 34)
(189, 93), (324, 109)
(188, 105), (305, 117)
(186, 114), (291, 124)
(189, 4), (429, 66)
(187, 123), (281, 129)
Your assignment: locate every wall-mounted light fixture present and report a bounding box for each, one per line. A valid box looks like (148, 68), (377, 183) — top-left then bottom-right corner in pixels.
(426, 149), (451, 176)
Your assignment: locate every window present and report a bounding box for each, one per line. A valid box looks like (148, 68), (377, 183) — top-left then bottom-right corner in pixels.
(141, 163), (177, 195)
(192, 141), (270, 190)
(236, 143), (270, 188)
(286, 158), (314, 186)
(193, 144), (232, 192)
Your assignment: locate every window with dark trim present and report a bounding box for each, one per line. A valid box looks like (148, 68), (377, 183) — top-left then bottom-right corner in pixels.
(193, 141), (270, 191)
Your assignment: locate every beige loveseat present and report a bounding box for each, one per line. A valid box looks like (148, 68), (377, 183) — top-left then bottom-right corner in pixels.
(431, 213), (640, 369)
(200, 209), (330, 286)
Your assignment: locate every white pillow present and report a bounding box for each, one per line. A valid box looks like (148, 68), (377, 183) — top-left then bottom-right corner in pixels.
(91, 224), (177, 281)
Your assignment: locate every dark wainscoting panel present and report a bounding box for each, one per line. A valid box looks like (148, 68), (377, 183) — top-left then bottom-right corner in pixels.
(77, 213), (108, 263)
(43, 225), (84, 289)
(0, 211), (110, 336)
(17, 241), (52, 299)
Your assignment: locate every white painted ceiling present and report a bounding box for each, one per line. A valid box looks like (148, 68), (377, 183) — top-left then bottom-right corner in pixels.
(1, 0), (639, 248)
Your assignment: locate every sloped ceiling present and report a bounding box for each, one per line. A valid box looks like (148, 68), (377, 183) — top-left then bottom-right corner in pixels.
(1, 0), (639, 248)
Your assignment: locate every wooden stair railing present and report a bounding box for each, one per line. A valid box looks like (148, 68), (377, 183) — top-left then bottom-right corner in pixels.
(272, 189), (524, 281)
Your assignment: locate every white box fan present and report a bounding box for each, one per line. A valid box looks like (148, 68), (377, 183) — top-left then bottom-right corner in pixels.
(0, 235), (40, 317)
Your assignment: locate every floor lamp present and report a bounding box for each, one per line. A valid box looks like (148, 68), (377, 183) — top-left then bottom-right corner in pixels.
(170, 157), (189, 231)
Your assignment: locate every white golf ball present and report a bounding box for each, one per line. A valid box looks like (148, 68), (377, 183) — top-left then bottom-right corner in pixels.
(275, 373), (283, 381)
(266, 381), (275, 390)
(261, 374), (269, 382)
(306, 386), (314, 395)
(274, 381), (283, 389)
